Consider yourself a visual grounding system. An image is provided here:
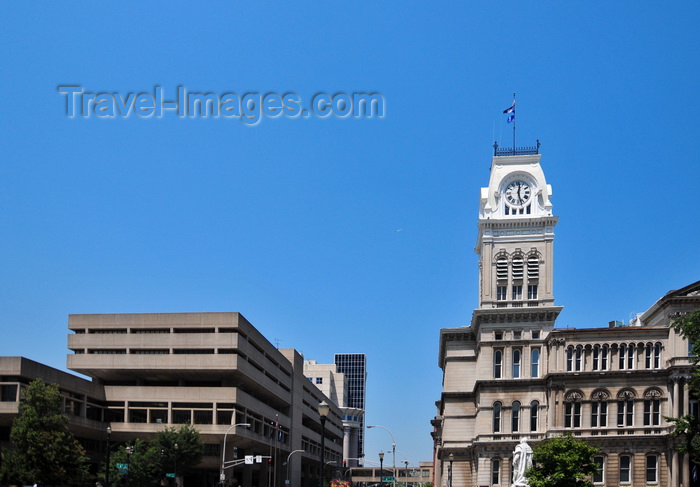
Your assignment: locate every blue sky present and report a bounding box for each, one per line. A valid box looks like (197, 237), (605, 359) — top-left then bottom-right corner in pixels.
(1, 1), (699, 466)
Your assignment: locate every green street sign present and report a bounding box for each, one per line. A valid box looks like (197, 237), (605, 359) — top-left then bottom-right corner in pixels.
(382, 477), (395, 482)
(166, 473), (176, 478)
(116, 464), (128, 469)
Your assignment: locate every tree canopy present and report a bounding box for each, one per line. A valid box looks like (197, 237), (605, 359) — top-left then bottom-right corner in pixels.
(0, 379), (90, 486)
(667, 309), (700, 466)
(525, 434), (599, 487)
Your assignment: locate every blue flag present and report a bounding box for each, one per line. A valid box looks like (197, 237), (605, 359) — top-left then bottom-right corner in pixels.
(507, 114), (515, 123)
(503, 101), (515, 114)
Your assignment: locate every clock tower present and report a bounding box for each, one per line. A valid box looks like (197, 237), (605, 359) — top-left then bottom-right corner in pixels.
(473, 142), (562, 333)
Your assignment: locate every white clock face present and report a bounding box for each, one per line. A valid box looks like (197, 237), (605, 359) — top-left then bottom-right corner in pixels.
(505, 180), (531, 206)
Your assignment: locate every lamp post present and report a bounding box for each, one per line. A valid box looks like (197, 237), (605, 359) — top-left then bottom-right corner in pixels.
(367, 425), (396, 487)
(318, 401), (330, 487)
(285, 449), (305, 487)
(220, 422), (251, 483)
(379, 452), (385, 487)
(105, 426), (112, 487)
(404, 461), (409, 487)
(448, 453), (453, 487)
(173, 443), (179, 487)
(125, 445), (134, 487)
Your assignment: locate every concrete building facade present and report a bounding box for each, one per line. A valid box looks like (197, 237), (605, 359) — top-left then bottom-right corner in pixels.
(1, 312), (345, 487)
(432, 144), (699, 487)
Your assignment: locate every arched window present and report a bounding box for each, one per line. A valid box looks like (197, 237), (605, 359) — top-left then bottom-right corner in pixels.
(627, 343), (636, 369)
(512, 401), (521, 432)
(575, 346), (583, 371)
(531, 348), (540, 377)
(566, 346), (574, 372)
(654, 342), (661, 368)
(512, 255), (524, 281)
(617, 389), (636, 427)
(564, 391), (583, 428)
(494, 349), (503, 379)
(527, 253), (539, 280)
(590, 389), (610, 428)
(645, 343), (653, 369)
(496, 256), (508, 282)
(513, 349), (521, 378)
(530, 400), (539, 432)
(601, 344), (609, 370)
(493, 402), (502, 433)
(643, 388), (663, 426)
(619, 344), (627, 370)
(491, 458), (501, 486)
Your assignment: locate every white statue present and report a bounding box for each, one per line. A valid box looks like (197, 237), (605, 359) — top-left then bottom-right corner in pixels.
(511, 438), (533, 487)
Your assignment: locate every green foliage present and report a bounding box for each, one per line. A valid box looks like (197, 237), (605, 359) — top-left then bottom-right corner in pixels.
(671, 310), (700, 390)
(104, 424), (204, 486)
(0, 379), (90, 486)
(525, 434), (599, 487)
(668, 309), (700, 466)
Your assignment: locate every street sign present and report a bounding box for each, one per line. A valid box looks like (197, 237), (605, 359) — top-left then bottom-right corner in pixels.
(166, 473), (176, 478)
(245, 455), (255, 465)
(116, 464), (128, 469)
(382, 477), (395, 482)
(255, 455), (263, 463)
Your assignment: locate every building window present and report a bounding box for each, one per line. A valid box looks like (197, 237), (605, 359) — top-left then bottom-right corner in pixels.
(593, 345), (600, 370)
(620, 343), (635, 370)
(591, 401), (608, 427)
(497, 286), (507, 301)
(645, 343), (653, 369)
(512, 401), (521, 432)
(527, 254), (539, 280)
(644, 399), (661, 426)
(646, 455), (658, 483)
(593, 456), (604, 484)
(575, 346), (582, 371)
(491, 458), (501, 485)
(512, 255), (524, 280)
(619, 455), (631, 484)
(530, 401), (539, 432)
(601, 345), (608, 370)
(617, 400), (634, 427)
(566, 347), (573, 372)
(527, 284), (538, 300)
(494, 350), (503, 379)
(531, 330), (540, 340)
(493, 402), (502, 433)
(495, 331), (503, 340)
(565, 401), (582, 428)
(496, 257), (508, 281)
(315, 377), (323, 384)
(654, 343), (661, 368)
(512, 285), (523, 300)
(512, 349), (521, 378)
(531, 348), (540, 378)
(564, 391), (583, 428)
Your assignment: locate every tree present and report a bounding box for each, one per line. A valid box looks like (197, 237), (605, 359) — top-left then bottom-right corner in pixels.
(0, 379), (90, 485)
(667, 310), (700, 466)
(154, 423), (205, 477)
(525, 434), (599, 487)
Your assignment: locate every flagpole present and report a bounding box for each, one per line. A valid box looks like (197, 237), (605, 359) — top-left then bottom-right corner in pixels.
(512, 92), (516, 153)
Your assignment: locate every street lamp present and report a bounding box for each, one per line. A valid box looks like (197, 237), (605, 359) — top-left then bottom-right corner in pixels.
(105, 426), (112, 487)
(125, 445), (134, 487)
(285, 449), (305, 487)
(379, 452), (385, 487)
(404, 461), (409, 487)
(220, 422), (251, 483)
(448, 453), (454, 487)
(367, 425), (396, 487)
(318, 401), (330, 487)
(173, 443), (179, 487)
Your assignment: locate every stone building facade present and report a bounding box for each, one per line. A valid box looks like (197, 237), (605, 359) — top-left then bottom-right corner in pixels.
(432, 145), (699, 487)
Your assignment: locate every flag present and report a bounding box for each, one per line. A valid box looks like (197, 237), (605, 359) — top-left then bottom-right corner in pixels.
(507, 114), (515, 123)
(503, 101), (515, 114)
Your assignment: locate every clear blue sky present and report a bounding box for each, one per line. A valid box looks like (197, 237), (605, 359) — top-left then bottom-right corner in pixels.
(1, 1), (699, 466)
